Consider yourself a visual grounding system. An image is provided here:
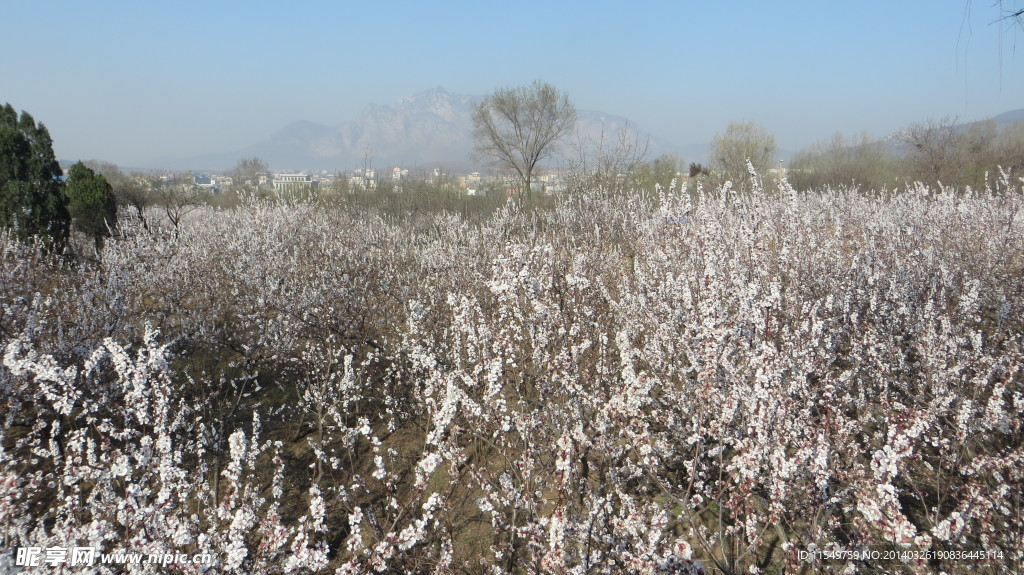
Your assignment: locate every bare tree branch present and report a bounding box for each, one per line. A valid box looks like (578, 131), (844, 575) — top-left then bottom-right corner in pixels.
(472, 81), (576, 198)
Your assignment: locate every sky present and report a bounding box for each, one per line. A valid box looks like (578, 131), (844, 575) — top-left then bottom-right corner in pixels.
(2, 0), (1023, 168)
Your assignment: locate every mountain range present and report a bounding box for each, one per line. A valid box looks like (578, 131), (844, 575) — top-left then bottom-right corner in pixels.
(158, 87), (689, 172)
(157, 87), (1024, 173)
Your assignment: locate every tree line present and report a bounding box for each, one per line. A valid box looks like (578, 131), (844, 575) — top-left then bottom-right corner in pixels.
(1, 103), (117, 251)
(789, 117), (1024, 192)
(470, 82), (1024, 199)
(5, 90), (1024, 256)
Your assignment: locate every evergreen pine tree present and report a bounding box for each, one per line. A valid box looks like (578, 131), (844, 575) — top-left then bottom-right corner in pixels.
(66, 161), (118, 250)
(0, 103), (70, 248)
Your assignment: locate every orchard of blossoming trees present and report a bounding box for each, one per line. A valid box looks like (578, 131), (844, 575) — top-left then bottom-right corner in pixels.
(0, 165), (1022, 574)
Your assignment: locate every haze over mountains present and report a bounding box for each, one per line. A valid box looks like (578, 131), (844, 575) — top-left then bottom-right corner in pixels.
(155, 87), (1024, 173)
(158, 87), (689, 172)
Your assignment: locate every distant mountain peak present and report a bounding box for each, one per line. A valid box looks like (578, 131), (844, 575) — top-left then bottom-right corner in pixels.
(393, 87), (477, 122)
(398, 85), (452, 102)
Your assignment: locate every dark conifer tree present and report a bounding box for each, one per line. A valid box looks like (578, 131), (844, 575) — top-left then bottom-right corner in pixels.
(0, 103), (70, 248)
(65, 161), (118, 250)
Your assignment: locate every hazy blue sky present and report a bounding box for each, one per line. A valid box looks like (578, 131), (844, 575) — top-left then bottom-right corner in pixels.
(2, 1), (1022, 167)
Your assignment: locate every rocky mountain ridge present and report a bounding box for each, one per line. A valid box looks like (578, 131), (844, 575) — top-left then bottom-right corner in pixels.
(161, 87), (685, 171)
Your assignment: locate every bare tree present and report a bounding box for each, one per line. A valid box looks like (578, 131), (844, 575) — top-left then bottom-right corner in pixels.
(472, 81), (576, 199)
(156, 173), (202, 233)
(788, 132), (898, 191)
(626, 154), (683, 193)
(229, 157), (268, 195)
(896, 117), (959, 183)
(565, 123), (649, 193)
(708, 121), (778, 191)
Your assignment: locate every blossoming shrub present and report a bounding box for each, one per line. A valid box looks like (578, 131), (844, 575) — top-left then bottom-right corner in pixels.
(1, 173), (1022, 573)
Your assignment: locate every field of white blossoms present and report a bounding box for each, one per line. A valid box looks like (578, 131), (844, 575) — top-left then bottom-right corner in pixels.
(1, 172), (1022, 574)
